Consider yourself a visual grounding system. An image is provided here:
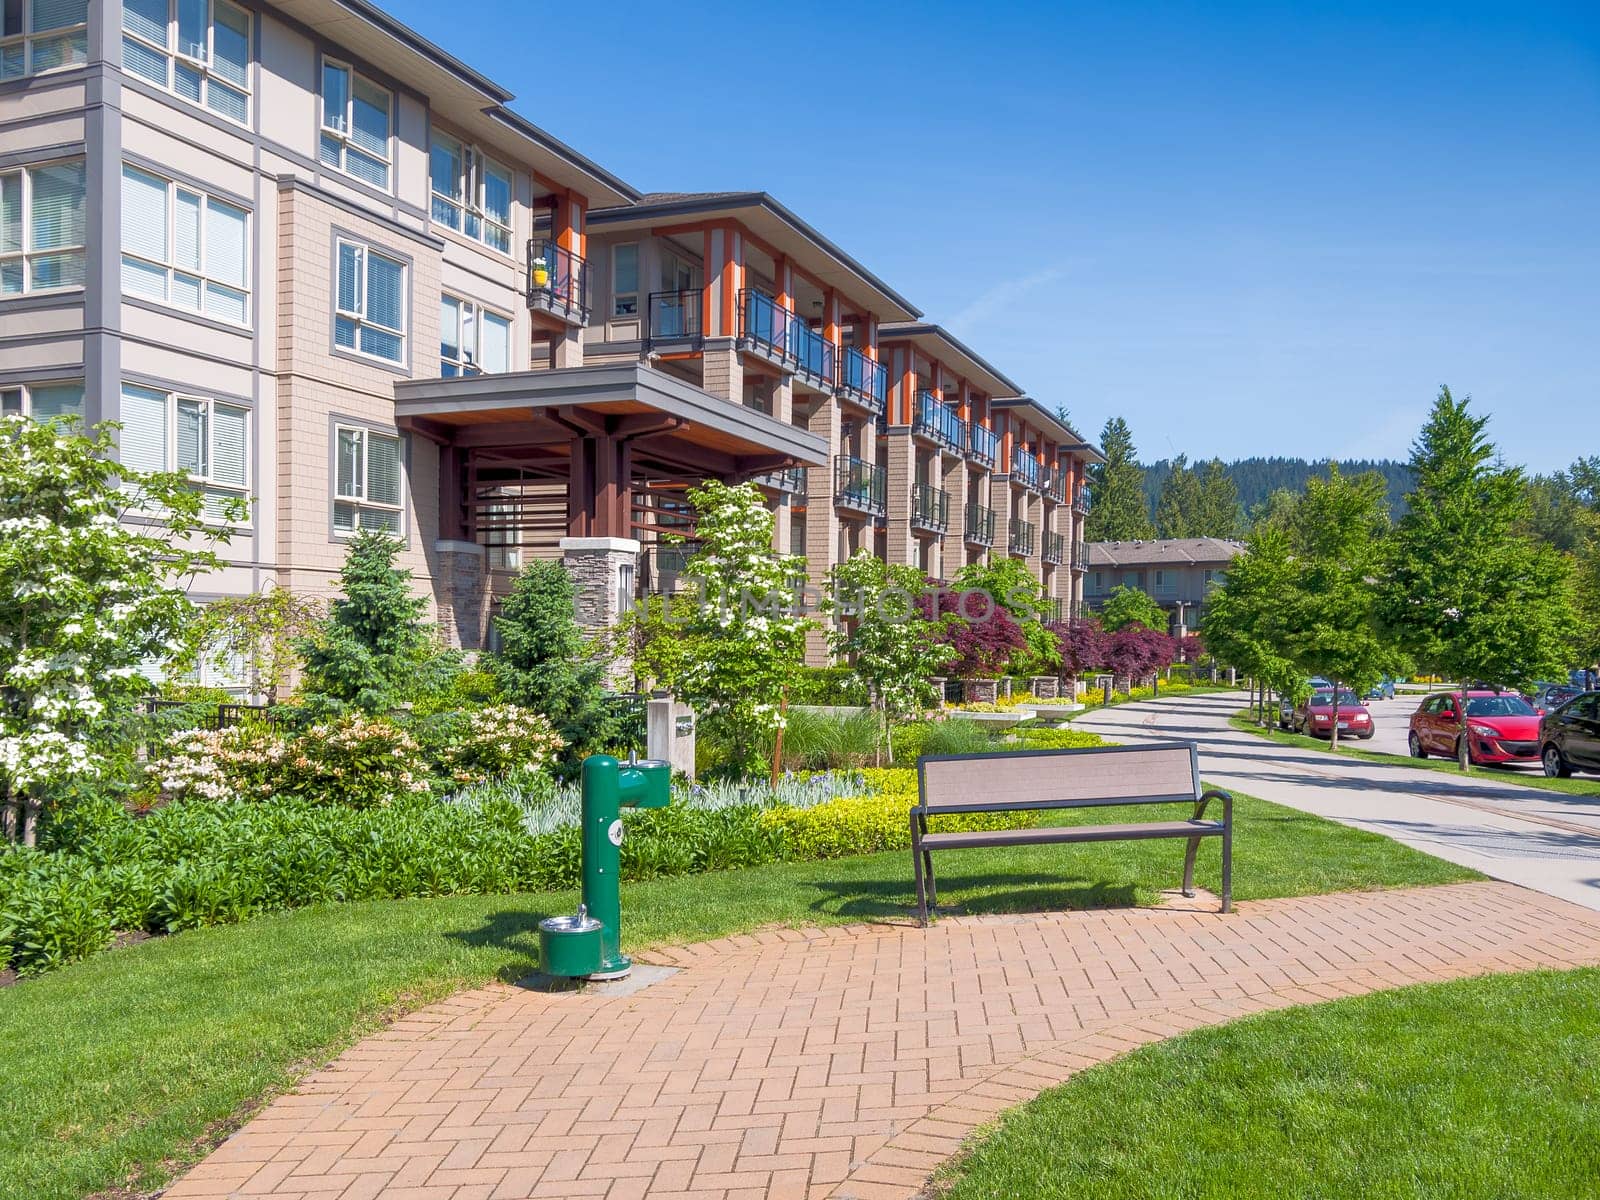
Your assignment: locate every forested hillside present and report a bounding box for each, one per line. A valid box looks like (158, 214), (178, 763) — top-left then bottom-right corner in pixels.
(1141, 457), (1413, 519)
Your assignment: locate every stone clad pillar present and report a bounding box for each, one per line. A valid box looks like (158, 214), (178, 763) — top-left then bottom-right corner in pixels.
(561, 536), (640, 653)
(433, 540), (488, 651)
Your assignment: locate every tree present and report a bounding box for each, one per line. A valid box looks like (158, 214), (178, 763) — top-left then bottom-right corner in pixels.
(1282, 466), (1392, 750)
(1104, 625), (1176, 690)
(1194, 458), (1243, 539)
(827, 554), (953, 759)
(676, 481), (810, 774)
(1379, 387), (1581, 767)
(949, 557), (1058, 675)
(0, 415), (236, 844)
(491, 560), (615, 757)
(187, 588), (325, 704)
(1201, 524), (1303, 724)
(298, 530), (436, 713)
(1084, 417), (1154, 541)
(1155, 454), (1204, 538)
(1247, 487), (1301, 533)
(1049, 617), (1109, 684)
(918, 589), (1028, 678)
(1100, 584), (1168, 633)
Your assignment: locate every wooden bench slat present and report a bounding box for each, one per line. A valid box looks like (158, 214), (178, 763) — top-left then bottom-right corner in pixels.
(921, 819), (1224, 851)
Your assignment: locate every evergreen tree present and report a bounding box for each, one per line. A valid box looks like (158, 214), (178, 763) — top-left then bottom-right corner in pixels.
(1379, 387), (1580, 767)
(1154, 454), (1203, 538)
(491, 560), (614, 755)
(1085, 417), (1154, 541)
(299, 530), (435, 713)
(1194, 458), (1243, 539)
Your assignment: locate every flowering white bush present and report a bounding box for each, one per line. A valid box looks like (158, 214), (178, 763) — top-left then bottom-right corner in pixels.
(156, 725), (288, 802)
(0, 415), (237, 843)
(432, 704), (565, 784)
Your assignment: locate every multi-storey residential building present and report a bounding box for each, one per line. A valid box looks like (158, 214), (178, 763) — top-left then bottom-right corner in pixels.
(1, 0), (1101, 676)
(1085, 538), (1244, 635)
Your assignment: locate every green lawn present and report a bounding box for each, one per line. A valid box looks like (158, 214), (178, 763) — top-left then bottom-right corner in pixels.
(936, 967), (1600, 1200)
(1229, 710), (1600, 798)
(0, 791), (1476, 1200)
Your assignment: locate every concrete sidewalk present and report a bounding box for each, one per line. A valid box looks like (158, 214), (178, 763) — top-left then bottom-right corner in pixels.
(1079, 691), (1600, 911)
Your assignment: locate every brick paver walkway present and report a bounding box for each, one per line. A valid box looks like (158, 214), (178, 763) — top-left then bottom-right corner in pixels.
(166, 882), (1600, 1200)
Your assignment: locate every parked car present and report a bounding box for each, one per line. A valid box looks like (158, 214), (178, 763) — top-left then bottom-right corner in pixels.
(1279, 677), (1334, 729)
(1365, 676), (1397, 700)
(1293, 688), (1374, 739)
(1538, 692), (1600, 778)
(1408, 691), (1541, 765)
(1531, 683), (1583, 716)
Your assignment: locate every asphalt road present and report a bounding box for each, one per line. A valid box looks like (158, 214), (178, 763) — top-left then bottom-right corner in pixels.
(1077, 691), (1600, 912)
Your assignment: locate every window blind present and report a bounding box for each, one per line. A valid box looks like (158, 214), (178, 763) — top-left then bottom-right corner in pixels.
(119, 385), (168, 473)
(211, 0), (248, 85)
(335, 242), (361, 313)
(174, 188), (200, 270)
(175, 398), (206, 475)
(350, 77), (389, 155)
(31, 0), (85, 32)
(0, 174), (19, 252)
(30, 160), (83, 249)
(365, 252), (402, 330)
(482, 311), (510, 373)
(29, 382), (83, 421)
(211, 403), (247, 486)
(366, 433), (401, 506)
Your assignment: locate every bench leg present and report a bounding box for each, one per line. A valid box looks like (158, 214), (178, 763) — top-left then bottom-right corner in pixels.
(1181, 835), (1202, 898)
(924, 839), (938, 912)
(911, 813), (928, 927)
(1221, 823), (1233, 913)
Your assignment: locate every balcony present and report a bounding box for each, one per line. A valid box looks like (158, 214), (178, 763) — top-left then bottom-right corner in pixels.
(739, 290), (837, 390)
(1043, 530), (1065, 565)
(839, 345), (887, 416)
(913, 391), (966, 455)
(968, 423), (999, 469)
(834, 455), (886, 518)
(911, 483), (950, 535)
(646, 288), (704, 347)
(1011, 447), (1042, 491)
(752, 465), (806, 498)
(526, 238), (589, 325)
(1074, 484), (1092, 515)
(1044, 469), (1067, 504)
(964, 501), (995, 546)
(1072, 539), (1090, 571)
(1008, 516), (1036, 557)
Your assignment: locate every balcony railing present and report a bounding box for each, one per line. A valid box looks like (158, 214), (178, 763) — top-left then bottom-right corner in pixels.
(647, 288), (704, 343)
(839, 345), (887, 415)
(1043, 530), (1065, 565)
(738, 290), (838, 386)
(1074, 484), (1092, 515)
(791, 318), (835, 387)
(968, 423), (999, 469)
(911, 482), (950, 534)
(1045, 469), (1068, 504)
(752, 465), (806, 497)
(527, 238), (589, 324)
(834, 455), (886, 517)
(1008, 516), (1036, 557)
(964, 501), (995, 546)
(913, 391), (966, 454)
(1011, 447), (1042, 490)
(1072, 539), (1090, 571)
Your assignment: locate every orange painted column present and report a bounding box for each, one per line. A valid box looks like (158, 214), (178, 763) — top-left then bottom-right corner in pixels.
(554, 190), (587, 258)
(957, 380), (972, 425)
(862, 312), (879, 361)
(775, 255), (792, 314)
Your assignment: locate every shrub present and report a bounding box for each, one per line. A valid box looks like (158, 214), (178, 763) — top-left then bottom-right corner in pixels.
(759, 793), (1032, 860)
(788, 666), (866, 706)
(775, 708), (882, 770)
(413, 704), (565, 785)
(915, 719), (998, 759)
(1006, 727), (1107, 751)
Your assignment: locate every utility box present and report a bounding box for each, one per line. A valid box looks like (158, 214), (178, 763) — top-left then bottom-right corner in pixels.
(647, 694), (696, 778)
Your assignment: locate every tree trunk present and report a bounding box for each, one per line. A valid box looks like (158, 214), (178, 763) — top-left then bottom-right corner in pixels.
(1458, 678), (1472, 772)
(20, 794), (40, 848)
(1329, 679), (1341, 752)
(1, 794), (16, 844)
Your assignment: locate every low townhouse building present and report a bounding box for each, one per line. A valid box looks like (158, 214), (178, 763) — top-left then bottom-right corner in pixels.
(1084, 538), (1244, 635)
(1, 0), (1100, 678)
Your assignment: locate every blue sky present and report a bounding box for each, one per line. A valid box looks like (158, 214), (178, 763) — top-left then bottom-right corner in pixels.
(387, 0), (1599, 472)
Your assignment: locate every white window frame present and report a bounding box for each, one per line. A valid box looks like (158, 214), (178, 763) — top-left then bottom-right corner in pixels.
(118, 383), (251, 526)
(0, 158), (87, 296)
(1, 0), (88, 81)
(319, 57), (392, 190)
(332, 423), (404, 538)
(612, 242), (638, 316)
(440, 295), (512, 376)
(429, 131), (513, 256)
(333, 238), (407, 366)
(120, 164), (250, 325)
(119, 0), (252, 125)
(0, 379), (85, 422)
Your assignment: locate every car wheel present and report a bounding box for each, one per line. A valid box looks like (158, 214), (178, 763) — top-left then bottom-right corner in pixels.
(1359, 729), (1375, 740)
(1543, 744), (1574, 779)
(1408, 731), (1427, 759)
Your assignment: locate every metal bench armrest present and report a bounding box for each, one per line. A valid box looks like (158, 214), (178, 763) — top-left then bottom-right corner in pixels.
(1195, 788), (1234, 825)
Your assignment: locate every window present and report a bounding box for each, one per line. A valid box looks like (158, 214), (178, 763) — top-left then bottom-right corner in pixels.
(440, 296), (510, 376)
(659, 250), (699, 293)
(121, 0), (250, 123)
(1154, 568), (1176, 595)
(1, 380), (83, 423)
(1, 0), (87, 80)
(612, 242), (638, 316)
(484, 498), (520, 571)
(429, 132), (512, 254)
(333, 424), (403, 536)
(333, 239), (406, 365)
(319, 59), (390, 189)
(1091, 570), (1104, 592)
(0, 159), (86, 295)
(118, 383), (250, 523)
(120, 165), (249, 323)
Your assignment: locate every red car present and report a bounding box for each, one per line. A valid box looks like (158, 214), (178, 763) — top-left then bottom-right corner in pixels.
(1408, 691), (1541, 765)
(1293, 688), (1374, 739)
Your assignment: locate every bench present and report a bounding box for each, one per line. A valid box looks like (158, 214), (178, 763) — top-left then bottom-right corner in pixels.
(911, 741), (1232, 925)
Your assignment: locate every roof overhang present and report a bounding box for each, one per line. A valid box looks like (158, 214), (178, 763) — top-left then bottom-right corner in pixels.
(993, 397), (1105, 463)
(588, 193), (920, 322)
(393, 362), (827, 475)
(271, 0), (637, 207)
(876, 322), (1022, 398)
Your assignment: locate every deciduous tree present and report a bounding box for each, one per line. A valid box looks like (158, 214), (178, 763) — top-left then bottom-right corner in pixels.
(1100, 584), (1168, 633)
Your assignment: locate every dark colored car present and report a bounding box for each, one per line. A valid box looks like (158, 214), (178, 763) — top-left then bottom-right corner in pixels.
(1539, 692), (1600, 778)
(1531, 683), (1583, 716)
(1408, 691), (1541, 765)
(1294, 689), (1374, 739)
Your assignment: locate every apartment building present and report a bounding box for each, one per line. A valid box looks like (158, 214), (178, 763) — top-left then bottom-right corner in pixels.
(1085, 538), (1244, 635)
(1, 0), (1101, 673)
